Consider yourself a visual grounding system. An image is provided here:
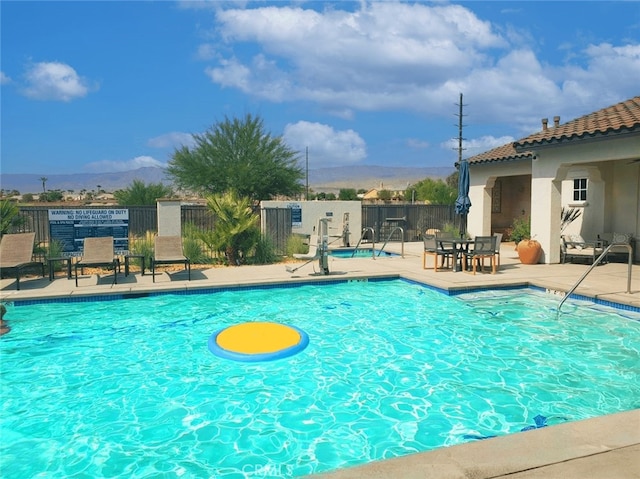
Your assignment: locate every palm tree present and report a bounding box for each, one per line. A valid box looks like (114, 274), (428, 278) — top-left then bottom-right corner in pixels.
(40, 177), (48, 193)
(203, 190), (260, 265)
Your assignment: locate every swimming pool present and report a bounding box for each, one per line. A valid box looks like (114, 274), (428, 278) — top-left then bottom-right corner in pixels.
(1, 279), (639, 478)
(329, 248), (398, 258)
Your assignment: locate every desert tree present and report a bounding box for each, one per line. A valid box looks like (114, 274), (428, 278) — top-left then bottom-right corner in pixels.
(114, 180), (174, 206)
(167, 114), (303, 201)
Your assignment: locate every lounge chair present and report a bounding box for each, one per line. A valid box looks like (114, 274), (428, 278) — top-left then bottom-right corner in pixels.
(151, 236), (191, 283)
(75, 236), (120, 286)
(560, 235), (606, 264)
(463, 235), (497, 274)
(0, 232), (45, 290)
(422, 234), (452, 271)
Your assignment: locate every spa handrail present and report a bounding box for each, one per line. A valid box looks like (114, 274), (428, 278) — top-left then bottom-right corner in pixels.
(378, 226), (404, 258)
(557, 242), (633, 313)
(352, 227), (376, 258)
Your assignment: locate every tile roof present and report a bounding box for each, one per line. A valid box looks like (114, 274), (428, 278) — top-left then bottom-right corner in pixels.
(467, 96), (640, 165)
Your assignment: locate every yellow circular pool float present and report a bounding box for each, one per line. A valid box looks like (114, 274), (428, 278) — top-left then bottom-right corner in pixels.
(208, 322), (309, 362)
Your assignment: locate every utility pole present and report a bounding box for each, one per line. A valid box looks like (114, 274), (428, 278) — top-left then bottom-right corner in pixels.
(455, 92), (466, 166)
(305, 146), (309, 201)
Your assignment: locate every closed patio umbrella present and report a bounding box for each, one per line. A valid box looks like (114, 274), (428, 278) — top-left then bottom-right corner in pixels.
(455, 158), (471, 238)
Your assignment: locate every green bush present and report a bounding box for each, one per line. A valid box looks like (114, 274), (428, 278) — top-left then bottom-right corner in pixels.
(44, 240), (65, 272)
(48, 240), (64, 258)
(182, 223), (208, 264)
(129, 232), (155, 268)
(509, 216), (531, 244)
(441, 221), (462, 238)
(286, 234), (308, 256)
(0, 200), (25, 235)
(251, 235), (279, 264)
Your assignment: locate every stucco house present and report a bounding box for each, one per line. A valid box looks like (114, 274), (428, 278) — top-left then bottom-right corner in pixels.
(465, 96), (640, 263)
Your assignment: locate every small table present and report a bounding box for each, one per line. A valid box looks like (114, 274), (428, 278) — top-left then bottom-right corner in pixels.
(124, 254), (146, 276)
(439, 238), (474, 272)
(48, 257), (72, 281)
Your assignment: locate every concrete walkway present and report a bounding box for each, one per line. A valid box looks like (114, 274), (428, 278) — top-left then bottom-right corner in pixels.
(1, 242), (639, 478)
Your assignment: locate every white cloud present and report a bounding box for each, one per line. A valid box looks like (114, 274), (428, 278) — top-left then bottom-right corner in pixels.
(203, 3), (639, 127)
(22, 61), (92, 101)
(283, 121), (367, 168)
(148, 132), (196, 149)
(442, 135), (515, 158)
(84, 156), (166, 173)
(0, 72), (11, 84)
(208, 3), (506, 112)
(195, 43), (217, 61)
(407, 138), (430, 149)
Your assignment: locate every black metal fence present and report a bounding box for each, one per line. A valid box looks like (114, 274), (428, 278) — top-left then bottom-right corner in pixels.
(362, 204), (456, 242)
(13, 204), (456, 257)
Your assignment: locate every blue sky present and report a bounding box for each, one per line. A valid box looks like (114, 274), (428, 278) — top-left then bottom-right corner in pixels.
(1, 1), (639, 175)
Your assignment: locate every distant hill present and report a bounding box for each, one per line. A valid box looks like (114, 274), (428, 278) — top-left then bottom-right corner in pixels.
(0, 165), (454, 195)
(0, 167), (170, 195)
(308, 165), (454, 193)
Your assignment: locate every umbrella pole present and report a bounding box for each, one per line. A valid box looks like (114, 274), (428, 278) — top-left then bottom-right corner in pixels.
(459, 214), (467, 239)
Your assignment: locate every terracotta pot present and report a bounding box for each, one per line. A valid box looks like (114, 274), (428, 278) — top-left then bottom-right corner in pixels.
(516, 239), (542, 264)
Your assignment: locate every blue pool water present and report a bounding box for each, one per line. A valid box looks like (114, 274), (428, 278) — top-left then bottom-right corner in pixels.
(1, 279), (639, 478)
(329, 248), (398, 258)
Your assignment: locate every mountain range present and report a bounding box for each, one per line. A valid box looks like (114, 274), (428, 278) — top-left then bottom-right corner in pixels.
(0, 165), (455, 195)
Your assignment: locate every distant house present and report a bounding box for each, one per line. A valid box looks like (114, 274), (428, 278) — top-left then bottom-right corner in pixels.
(361, 186), (405, 203)
(466, 96), (639, 263)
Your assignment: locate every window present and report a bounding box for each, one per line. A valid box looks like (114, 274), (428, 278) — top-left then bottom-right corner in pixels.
(573, 178), (587, 201)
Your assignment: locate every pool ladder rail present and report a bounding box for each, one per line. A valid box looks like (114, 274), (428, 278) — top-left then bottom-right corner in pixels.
(351, 226), (404, 259)
(557, 242), (633, 313)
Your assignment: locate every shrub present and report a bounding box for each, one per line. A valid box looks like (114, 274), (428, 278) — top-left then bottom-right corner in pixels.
(250, 235), (279, 264)
(182, 223), (208, 264)
(43, 240), (65, 272)
(440, 221), (461, 238)
(509, 216), (531, 244)
(129, 231), (155, 268)
(286, 234), (308, 256)
(0, 200), (25, 235)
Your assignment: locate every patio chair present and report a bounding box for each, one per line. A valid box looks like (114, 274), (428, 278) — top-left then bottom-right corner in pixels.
(463, 235), (497, 274)
(0, 232), (45, 290)
(493, 232), (503, 269)
(151, 235), (191, 283)
(75, 236), (120, 286)
(422, 234), (452, 271)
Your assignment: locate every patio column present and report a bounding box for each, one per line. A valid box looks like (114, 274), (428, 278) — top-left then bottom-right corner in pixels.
(531, 162), (562, 264)
(467, 177), (492, 237)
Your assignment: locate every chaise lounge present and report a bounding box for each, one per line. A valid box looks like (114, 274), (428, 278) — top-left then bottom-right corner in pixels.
(75, 236), (120, 286)
(151, 235), (191, 282)
(0, 232), (45, 290)
(561, 235), (607, 264)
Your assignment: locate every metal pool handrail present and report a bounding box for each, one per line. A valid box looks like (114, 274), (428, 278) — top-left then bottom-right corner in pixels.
(352, 227), (376, 258)
(378, 226), (404, 258)
(557, 242), (633, 314)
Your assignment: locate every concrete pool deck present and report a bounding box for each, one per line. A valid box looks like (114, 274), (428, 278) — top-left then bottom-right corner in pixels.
(1, 241), (639, 478)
